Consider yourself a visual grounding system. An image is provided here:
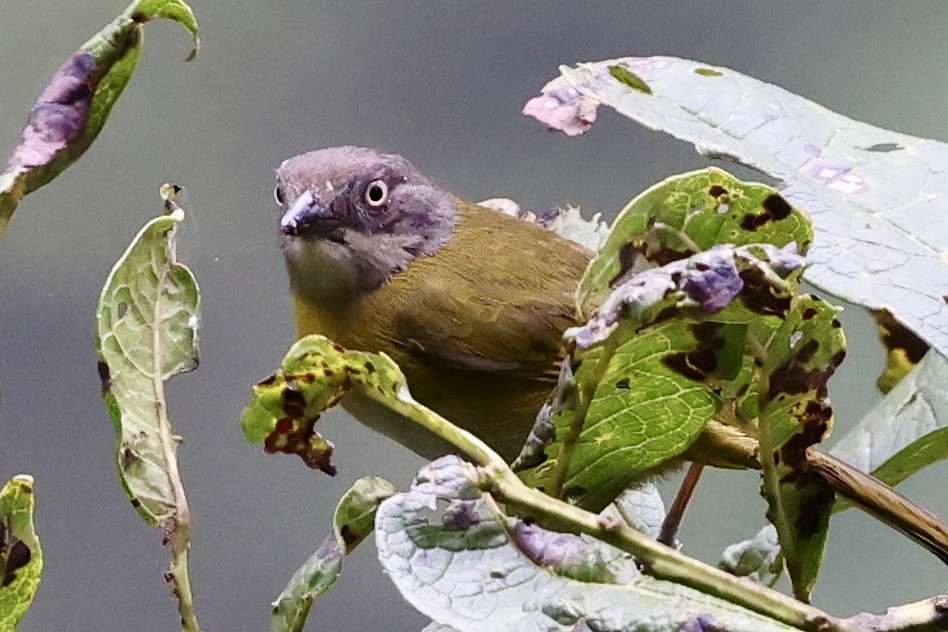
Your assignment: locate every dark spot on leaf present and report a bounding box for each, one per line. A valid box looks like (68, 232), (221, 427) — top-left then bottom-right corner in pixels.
(332, 343), (346, 353)
(762, 194), (793, 221)
(873, 309), (929, 364)
(282, 385), (306, 417)
(615, 378), (630, 392)
(364, 361), (376, 373)
(831, 319), (842, 328)
(694, 68), (723, 77)
(97, 360), (112, 395)
(608, 64), (653, 94)
(662, 352), (705, 382)
(1, 540), (32, 588)
(741, 213), (766, 231)
(612, 242), (646, 287)
(339, 524), (359, 551)
(489, 571), (505, 579)
(130, 498), (141, 508)
(258, 374), (278, 387)
(344, 366), (360, 377)
(708, 185), (727, 197)
(801, 308), (817, 320)
(163, 571), (175, 583)
(738, 268), (791, 316)
(865, 143), (903, 153)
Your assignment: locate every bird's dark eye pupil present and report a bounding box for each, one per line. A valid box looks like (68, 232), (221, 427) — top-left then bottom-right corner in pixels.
(365, 179), (388, 207)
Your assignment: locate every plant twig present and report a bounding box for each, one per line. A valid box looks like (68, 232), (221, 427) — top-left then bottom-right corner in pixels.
(658, 462), (704, 547)
(373, 390), (852, 632)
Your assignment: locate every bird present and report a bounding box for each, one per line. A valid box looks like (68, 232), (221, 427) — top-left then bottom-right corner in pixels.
(274, 145), (948, 562)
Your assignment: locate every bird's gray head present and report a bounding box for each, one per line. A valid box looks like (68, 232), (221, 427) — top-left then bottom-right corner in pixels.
(275, 146), (457, 299)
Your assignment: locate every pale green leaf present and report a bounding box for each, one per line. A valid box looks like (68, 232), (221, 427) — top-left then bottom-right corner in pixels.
(526, 56), (948, 359)
(0, 476), (42, 631)
(271, 476), (395, 632)
(377, 457), (797, 632)
(95, 197), (199, 525)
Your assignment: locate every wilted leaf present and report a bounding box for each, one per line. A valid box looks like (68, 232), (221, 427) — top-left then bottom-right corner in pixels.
(610, 483), (666, 541)
(271, 476), (394, 632)
(0, 476), (42, 631)
(478, 198), (609, 252)
(525, 56), (948, 359)
(376, 457), (797, 632)
(0, 0), (199, 239)
(719, 525), (781, 587)
(242, 337), (413, 475)
(95, 191), (199, 525)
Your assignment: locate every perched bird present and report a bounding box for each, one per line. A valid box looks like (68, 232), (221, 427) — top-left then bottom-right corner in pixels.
(276, 146), (591, 461)
(275, 146), (948, 561)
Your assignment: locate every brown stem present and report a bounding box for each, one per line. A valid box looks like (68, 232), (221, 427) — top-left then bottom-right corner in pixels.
(658, 462), (705, 547)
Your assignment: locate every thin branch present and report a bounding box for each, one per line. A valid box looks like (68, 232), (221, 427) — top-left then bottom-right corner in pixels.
(374, 390), (852, 632)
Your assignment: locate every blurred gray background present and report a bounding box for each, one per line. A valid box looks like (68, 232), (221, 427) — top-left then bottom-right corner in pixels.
(1, 1), (946, 630)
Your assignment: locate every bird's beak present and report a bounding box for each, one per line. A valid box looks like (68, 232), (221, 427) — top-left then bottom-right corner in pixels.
(281, 190), (334, 237)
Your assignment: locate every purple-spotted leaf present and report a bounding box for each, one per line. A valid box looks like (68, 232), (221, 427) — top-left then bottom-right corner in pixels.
(0, 476), (42, 630)
(526, 56), (948, 360)
(576, 168), (813, 312)
(95, 186), (199, 526)
(516, 244), (805, 510)
(271, 476), (395, 632)
(377, 457), (798, 632)
(0, 0), (199, 240)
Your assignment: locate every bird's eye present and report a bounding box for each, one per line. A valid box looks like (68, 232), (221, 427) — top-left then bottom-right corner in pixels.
(364, 180), (388, 207)
(273, 184), (286, 206)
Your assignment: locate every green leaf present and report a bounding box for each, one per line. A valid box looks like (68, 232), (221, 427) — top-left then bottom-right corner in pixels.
(0, 0), (199, 240)
(0, 476), (42, 631)
(525, 56), (948, 359)
(333, 477), (396, 554)
(517, 243), (806, 511)
(756, 294), (844, 602)
(271, 477), (395, 632)
(270, 537), (341, 632)
(376, 457), (798, 632)
(242, 336), (411, 474)
(723, 352), (948, 587)
(577, 168), (813, 310)
(95, 187), (200, 525)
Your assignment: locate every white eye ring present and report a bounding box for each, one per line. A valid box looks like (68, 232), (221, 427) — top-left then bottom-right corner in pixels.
(273, 184), (285, 206)
(365, 180), (388, 207)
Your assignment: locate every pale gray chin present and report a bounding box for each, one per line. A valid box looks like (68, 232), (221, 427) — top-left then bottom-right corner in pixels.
(281, 236), (362, 303)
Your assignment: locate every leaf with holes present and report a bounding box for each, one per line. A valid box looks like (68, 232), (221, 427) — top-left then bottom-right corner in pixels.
(0, 476), (42, 630)
(755, 295), (845, 601)
(577, 167), (813, 311)
(525, 55), (948, 360)
(95, 190), (199, 525)
(242, 336), (414, 475)
(517, 244), (806, 511)
(0, 0), (199, 240)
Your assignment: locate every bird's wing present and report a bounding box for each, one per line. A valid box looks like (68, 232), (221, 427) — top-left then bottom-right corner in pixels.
(392, 282), (578, 380)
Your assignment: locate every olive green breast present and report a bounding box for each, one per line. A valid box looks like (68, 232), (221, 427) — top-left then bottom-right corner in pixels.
(292, 200), (593, 460)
